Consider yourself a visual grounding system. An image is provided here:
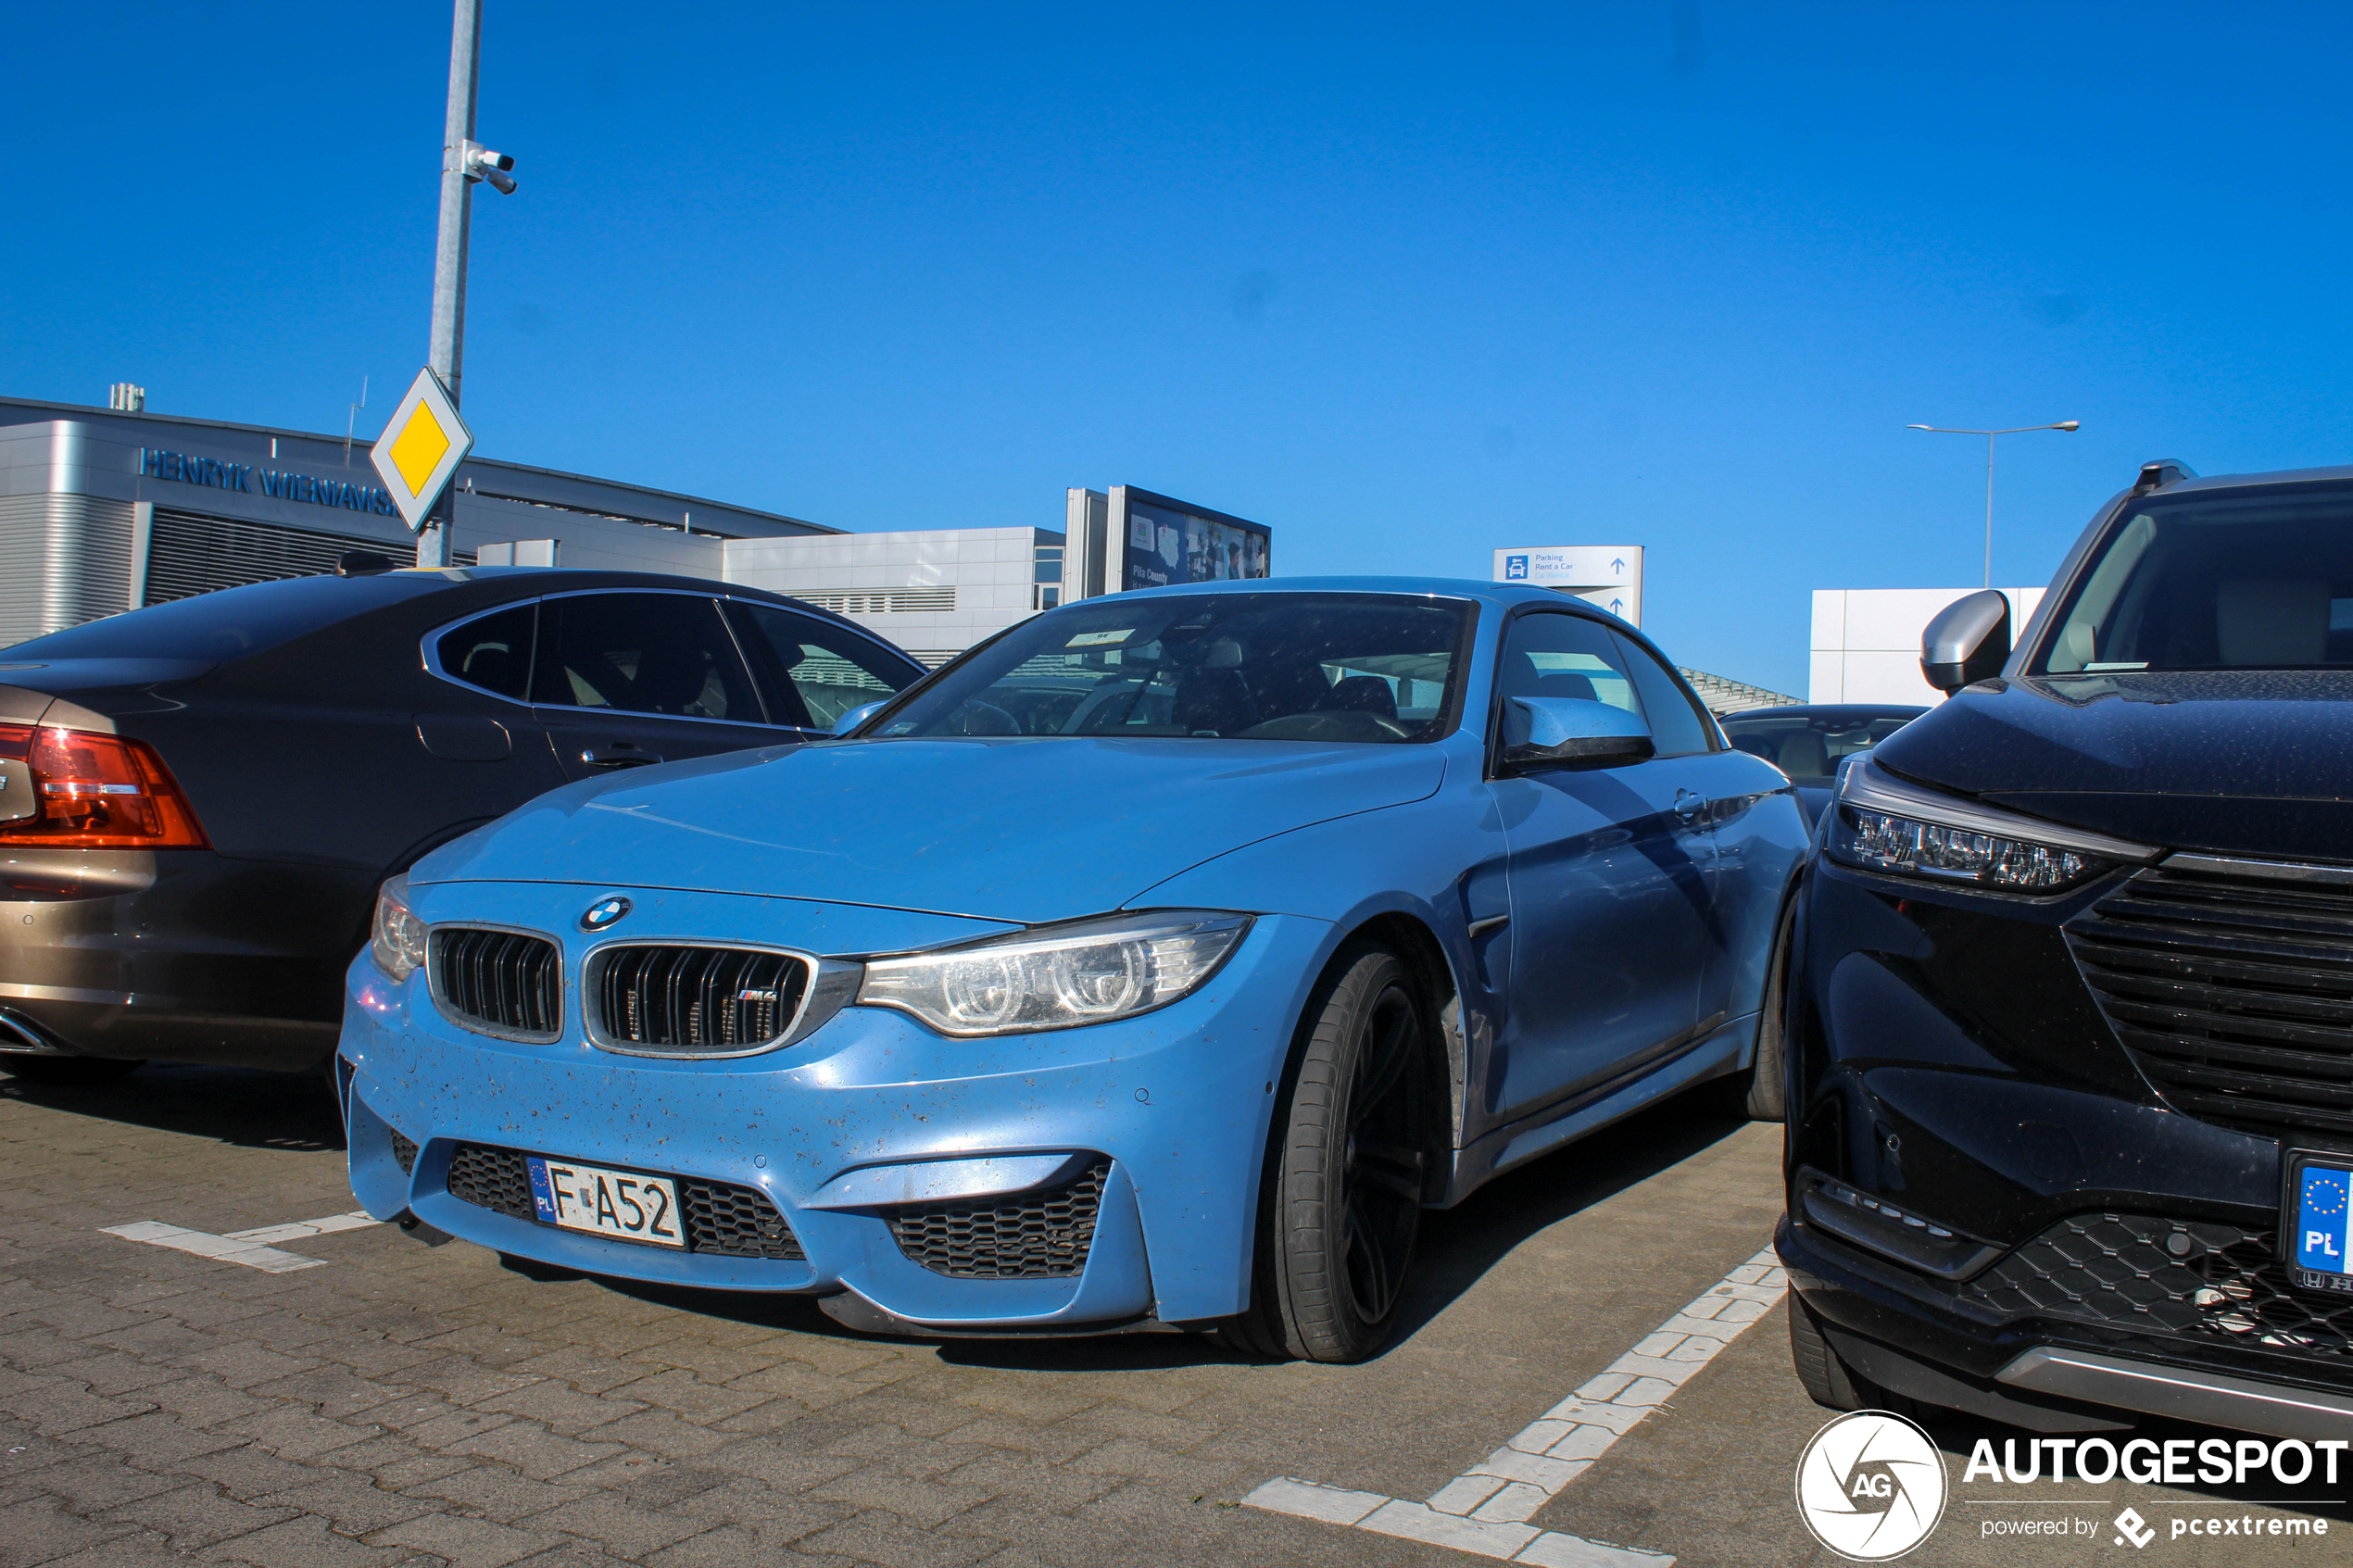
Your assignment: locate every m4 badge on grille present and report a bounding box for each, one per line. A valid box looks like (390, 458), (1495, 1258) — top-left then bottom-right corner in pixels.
(581, 896), (631, 931)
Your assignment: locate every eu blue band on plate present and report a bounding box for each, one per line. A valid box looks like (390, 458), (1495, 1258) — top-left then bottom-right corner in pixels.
(526, 1157), (560, 1223)
(2296, 1164), (2350, 1275)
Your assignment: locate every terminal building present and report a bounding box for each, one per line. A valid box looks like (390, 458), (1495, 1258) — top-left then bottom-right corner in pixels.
(1810, 586), (2046, 705)
(6, 392), (1806, 706)
(0, 395), (1071, 663)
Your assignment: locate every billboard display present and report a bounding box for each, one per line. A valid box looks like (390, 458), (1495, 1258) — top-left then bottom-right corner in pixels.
(1493, 545), (1643, 626)
(1106, 487), (1271, 596)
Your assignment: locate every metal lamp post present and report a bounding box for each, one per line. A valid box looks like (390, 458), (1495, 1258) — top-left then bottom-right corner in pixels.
(417, 0), (519, 568)
(1906, 420), (2080, 589)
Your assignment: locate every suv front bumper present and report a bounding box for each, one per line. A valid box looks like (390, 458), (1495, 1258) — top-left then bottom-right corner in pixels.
(1781, 857), (2353, 1436)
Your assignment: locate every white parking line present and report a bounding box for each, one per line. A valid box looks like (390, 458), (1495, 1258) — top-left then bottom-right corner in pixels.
(1244, 1245), (1788, 1566)
(100, 1210), (379, 1273)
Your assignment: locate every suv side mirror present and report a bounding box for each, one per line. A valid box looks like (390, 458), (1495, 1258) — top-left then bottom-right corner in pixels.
(832, 699), (888, 736)
(1500, 696), (1655, 771)
(1920, 589), (2010, 694)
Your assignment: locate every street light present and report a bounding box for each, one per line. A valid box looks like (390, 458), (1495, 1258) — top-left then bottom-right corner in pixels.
(417, 0), (521, 568)
(1906, 420), (2080, 589)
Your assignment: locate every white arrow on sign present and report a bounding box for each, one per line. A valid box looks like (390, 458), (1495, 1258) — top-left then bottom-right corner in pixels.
(369, 368), (475, 533)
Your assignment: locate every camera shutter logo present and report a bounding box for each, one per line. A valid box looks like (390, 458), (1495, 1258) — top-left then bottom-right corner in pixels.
(1794, 1410), (1948, 1561)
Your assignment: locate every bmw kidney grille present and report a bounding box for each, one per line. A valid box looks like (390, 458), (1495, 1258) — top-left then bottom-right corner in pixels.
(590, 945), (811, 1054)
(431, 927), (563, 1042)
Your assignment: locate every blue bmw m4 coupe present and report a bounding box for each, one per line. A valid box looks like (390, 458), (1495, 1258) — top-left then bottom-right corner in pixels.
(339, 578), (1808, 1360)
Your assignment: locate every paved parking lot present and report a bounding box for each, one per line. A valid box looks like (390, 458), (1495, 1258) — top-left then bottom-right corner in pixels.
(2, 1063), (2342, 1568)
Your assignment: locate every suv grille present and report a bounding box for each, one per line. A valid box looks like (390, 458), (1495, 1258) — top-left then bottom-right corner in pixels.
(1962, 1211), (2353, 1362)
(441, 1142), (803, 1260)
(432, 927), (562, 1041)
(2065, 862), (2353, 1139)
(887, 1160), (1110, 1279)
(591, 945), (809, 1054)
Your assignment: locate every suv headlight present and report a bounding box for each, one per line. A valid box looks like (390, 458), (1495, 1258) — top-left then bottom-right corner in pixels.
(857, 910), (1251, 1036)
(371, 873), (428, 981)
(1826, 760), (2154, 895)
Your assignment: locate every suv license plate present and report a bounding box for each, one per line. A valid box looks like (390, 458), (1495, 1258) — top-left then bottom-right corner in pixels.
(2287, 1152), (2353, 1296)
(526, 1157), (686, 1248)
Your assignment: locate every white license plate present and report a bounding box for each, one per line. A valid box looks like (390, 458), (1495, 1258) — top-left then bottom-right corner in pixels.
(525, 1157), (686, 1248)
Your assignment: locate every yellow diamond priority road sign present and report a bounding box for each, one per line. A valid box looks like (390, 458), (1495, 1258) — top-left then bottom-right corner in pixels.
(369, 368), (474, 533)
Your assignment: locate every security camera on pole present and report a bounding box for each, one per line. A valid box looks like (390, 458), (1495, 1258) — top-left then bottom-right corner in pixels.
(413, 0), (518, 568)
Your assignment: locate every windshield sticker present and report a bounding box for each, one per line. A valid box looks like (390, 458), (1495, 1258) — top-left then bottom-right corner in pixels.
(1067, 629), (1134, 647)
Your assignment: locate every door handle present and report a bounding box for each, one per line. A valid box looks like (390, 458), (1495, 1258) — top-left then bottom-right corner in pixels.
(581, 745), (663, 768)
(1673, 788), (1707, 825)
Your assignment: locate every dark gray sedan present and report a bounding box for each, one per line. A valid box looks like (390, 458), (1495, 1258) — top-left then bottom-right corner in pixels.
(1718, 703), (1928, 826)
(0, 567), (925, 1081)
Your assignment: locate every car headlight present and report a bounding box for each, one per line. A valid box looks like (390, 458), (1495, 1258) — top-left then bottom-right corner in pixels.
(1826, 760), (2154, 895)
(857, 910), (1252, 1036)
(371, 873), (428, 981)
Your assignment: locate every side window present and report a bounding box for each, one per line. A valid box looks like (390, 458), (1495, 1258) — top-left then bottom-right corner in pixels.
(726, 602), (923, 730)
(1493, 613), (1642, 751)
(1609, 631), (1715, 757)
(531, 594), (761, 722)
(434, 604), (535, 701)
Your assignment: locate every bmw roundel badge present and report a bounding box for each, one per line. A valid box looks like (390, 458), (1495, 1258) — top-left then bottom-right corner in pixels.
(580, 897), (632, 931)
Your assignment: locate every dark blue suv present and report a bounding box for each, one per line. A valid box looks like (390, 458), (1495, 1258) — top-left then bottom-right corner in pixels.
(1780, 458), (2353, 1440)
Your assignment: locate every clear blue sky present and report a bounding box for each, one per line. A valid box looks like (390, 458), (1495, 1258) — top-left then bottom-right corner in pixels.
(6, 4), (2348, 694)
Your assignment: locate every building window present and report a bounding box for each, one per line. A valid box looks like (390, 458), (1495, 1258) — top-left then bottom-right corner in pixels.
(1034, 546), (1063, 585)
(1034, 584), (1062, 610)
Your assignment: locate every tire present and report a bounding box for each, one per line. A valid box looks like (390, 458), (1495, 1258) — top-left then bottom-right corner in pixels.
(0, 1054), (145, 1085)
(1215, 945), (1434, 1363)
(1788, 1295), (1924, 1419)
(1789, 1293), (1867, 1411)
(1741, 894), (1798, 1123)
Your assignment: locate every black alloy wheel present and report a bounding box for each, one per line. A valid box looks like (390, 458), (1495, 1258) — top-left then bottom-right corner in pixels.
(1217, 944), (1433, 1363)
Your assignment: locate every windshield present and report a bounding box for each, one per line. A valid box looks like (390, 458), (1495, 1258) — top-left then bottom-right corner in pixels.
(1718, 708), (1922, 784)
(2038, 481), (2353, 673)
(2, 573), (446, 662)
(869, 591), (1473, 743)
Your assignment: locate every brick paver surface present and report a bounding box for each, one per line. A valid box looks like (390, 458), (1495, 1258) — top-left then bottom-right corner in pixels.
(3, 1063), (2342, 1566)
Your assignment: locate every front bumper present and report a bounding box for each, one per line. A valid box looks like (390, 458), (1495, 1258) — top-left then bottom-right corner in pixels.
(1780, 856), (2353, 1434)
(1, 847), (370, 1069)
(339, 882), (1332, 1330)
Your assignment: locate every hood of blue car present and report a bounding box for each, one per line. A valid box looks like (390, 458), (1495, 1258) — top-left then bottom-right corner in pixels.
(417, 735), (1448, 923)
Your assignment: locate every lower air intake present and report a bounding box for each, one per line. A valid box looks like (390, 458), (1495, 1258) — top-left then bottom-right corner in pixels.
(389, 1130), (418, 1175)
(445, 1143), (535, 1221)
(887, 1160), (1111, 1279)
(1961, 1211), (2353, 1362)
(679, 1178), (806, 1260)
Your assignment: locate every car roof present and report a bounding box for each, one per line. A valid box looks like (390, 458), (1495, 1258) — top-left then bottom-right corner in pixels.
(0, 566), (910, 669)
(2152, 462), (2353, 495)
(1114, 575), (1612, 612)
(1720, 704), (1928, 721)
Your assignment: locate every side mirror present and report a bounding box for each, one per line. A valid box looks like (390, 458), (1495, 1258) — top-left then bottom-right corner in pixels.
(1920, 589), (2010, 694)
(832, 699), (888, 737)
(1500, 696), (1655, 771)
